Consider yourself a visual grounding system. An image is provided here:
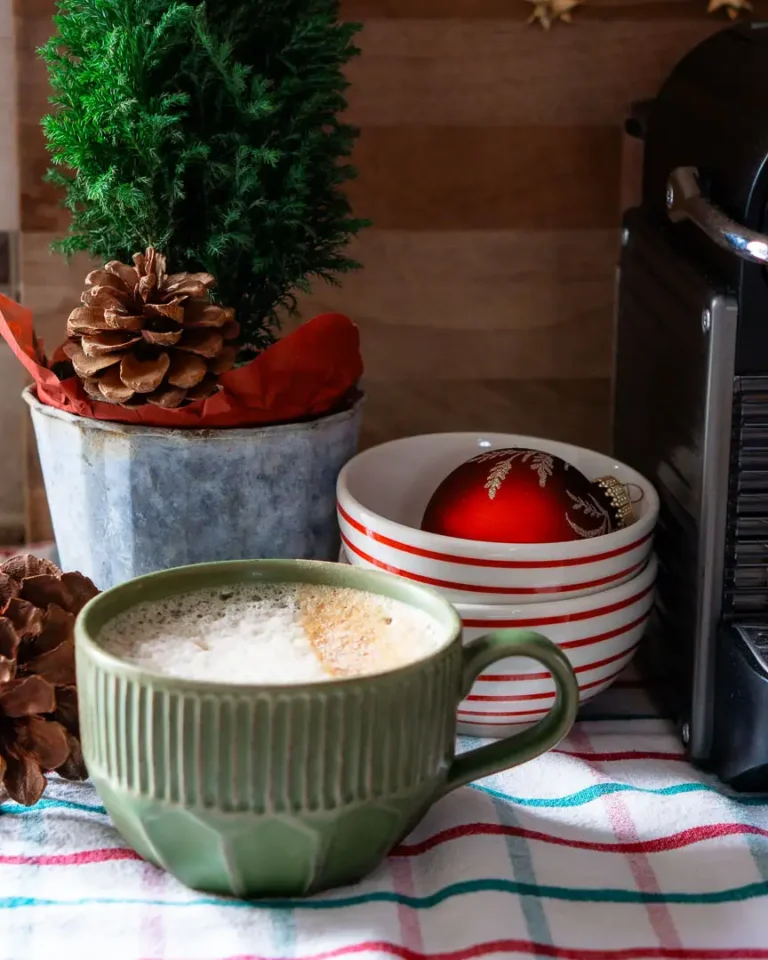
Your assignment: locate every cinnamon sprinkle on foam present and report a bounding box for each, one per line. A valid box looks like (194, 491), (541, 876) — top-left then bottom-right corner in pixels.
(99, 582), (444, 685)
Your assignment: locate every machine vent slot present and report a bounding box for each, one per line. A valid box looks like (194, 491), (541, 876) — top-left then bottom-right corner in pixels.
(724, 376), (768, 618)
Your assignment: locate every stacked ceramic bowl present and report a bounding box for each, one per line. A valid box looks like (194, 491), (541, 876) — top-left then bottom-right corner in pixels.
(337, 432), (659, 737)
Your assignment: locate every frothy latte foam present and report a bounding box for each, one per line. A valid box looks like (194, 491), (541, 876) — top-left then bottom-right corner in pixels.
(99, 582), (446, 684)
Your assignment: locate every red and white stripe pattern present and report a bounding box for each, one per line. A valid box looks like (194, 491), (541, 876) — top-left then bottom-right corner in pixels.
(456, 556), (657, 736)
(339, 501), (652, 603)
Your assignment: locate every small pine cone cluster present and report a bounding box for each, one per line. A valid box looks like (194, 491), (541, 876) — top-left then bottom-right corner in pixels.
(63, 248), (239, 409)
(0, 556), (99, 806)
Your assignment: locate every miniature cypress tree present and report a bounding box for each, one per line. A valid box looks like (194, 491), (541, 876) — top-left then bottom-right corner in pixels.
(40, 0), (368, 350)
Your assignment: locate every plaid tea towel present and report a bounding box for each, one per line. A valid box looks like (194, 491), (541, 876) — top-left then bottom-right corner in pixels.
(2, 672), (768, 960)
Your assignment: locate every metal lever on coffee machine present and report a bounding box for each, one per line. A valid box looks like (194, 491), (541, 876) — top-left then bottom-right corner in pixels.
(666, 166), (768, 265)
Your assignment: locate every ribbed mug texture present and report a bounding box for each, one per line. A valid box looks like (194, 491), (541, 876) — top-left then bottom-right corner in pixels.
(79, 656), (460, 813)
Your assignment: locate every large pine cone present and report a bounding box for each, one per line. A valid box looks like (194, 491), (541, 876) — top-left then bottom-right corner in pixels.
(0, 556), (98, 806)
(63, 248), (239, 409)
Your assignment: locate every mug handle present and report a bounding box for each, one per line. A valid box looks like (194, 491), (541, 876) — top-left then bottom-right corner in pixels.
(443, 630), (579, 794)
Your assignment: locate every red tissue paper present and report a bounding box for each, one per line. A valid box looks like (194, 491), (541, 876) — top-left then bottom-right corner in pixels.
(0, 293), (363, 429)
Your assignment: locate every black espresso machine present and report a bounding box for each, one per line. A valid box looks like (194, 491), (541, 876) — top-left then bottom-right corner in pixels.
(613, 23), (768, 790)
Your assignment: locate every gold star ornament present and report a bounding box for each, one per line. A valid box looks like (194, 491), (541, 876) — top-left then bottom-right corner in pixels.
(707, 0), (751, 17)
(526, 0), (582, 28)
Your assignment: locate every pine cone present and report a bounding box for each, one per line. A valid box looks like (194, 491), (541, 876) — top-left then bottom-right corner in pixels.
(62, 248), (240, 409)
(0, 555), (98, 806)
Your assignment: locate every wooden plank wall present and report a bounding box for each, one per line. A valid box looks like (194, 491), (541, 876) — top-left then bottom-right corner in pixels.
(14, 0), (758, 486)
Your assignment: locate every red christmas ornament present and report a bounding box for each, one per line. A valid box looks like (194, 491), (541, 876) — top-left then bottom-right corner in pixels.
(421, 448), (633, 544)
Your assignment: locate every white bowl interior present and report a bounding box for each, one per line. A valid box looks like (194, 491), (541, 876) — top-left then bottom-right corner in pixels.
(344, 432), (656, 537)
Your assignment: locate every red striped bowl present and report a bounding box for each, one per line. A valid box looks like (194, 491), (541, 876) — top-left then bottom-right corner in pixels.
(337, 433), (658, 605)
(455, 554), (657, 737)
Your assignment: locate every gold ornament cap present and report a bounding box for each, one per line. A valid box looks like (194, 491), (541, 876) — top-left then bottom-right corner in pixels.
(593, 475), (636, 530)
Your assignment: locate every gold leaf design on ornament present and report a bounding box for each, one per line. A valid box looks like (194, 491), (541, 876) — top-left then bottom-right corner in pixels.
(523, 450), (554, 488)
(472, 450), (511, 463)
(484, 459), (513, 500)
(472, 447), (556, 499)
(565, 492), (611, 539)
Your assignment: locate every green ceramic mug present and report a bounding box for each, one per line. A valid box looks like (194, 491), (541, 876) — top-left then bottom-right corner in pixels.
(75, 559), (579, 899)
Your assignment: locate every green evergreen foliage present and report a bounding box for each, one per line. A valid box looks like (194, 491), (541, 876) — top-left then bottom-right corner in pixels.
(40, 0), (368, 349)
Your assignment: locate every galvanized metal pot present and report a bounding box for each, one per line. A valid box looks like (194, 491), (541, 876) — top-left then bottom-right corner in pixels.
(23, 387), (363, 589)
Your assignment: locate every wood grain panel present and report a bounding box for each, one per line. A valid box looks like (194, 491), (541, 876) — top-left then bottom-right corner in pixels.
(19, 17), (722, 130)
(14, 13), (714, 231)
(20, 0), (760, 20)
(14, 13), (48, 105)
(297, 228), (616, 378)
(360, 378), (611, 450)
(302, 229), (617, 329)
(15, 10), (59, 232)
(350, 126), (621, 229)
(348, 20), (722, 126)
(13, 0), (56, 14)
(21, 125), (624, 234)
(299, 288), (613, 379)
(18, 232), (92, 347)
(353, 314), (611, 379)
(343, 0), (768, 18)
(18, 121), (62, 232)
